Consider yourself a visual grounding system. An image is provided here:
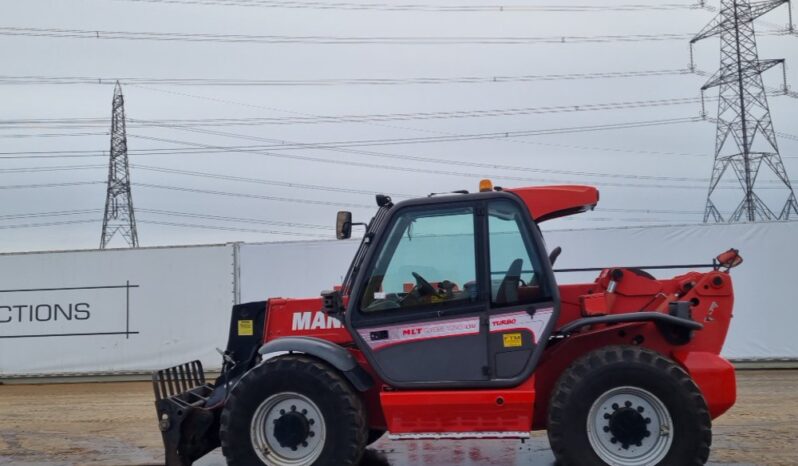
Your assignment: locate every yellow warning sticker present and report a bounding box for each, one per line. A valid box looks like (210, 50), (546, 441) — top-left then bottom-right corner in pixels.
(238, 320), (254, 336)
(503, 333), (523, 348)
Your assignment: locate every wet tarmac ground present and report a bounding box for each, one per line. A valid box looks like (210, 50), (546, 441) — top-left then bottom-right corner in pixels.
(1, 369), (795, 465)
(194, 436), (753, 466)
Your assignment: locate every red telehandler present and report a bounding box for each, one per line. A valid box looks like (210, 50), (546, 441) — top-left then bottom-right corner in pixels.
(153, 182), (740, 466)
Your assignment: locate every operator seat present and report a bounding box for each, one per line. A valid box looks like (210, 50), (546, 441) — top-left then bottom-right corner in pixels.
(495, 258), (523, 305)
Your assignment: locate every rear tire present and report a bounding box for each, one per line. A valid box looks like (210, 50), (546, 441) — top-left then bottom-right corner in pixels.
(547, 346), (711, 466)
(366, 429), (386, 446)
(220, 355), (367, 466)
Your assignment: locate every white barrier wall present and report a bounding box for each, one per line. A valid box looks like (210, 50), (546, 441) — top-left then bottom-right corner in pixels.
(1, 221), (794, 376)
(239, 240), (359, 302)
(0, 244), (235, 376)
(241, 222), (798, 361)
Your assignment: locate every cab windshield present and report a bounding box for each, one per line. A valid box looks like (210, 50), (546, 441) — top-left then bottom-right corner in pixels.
(360, 206), (478, 312)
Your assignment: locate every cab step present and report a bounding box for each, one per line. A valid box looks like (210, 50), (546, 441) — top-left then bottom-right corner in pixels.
(388, 431), (531, 440)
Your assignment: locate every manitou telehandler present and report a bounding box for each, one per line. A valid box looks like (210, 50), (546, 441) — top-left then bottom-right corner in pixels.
(153, 181), (740, 466)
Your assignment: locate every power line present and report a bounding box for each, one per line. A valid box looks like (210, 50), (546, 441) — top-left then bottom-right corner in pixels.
(0, 131), (107, 138)
(0, 209), (102, 220)
(131, 126), (719, 183)
(0, 95), (711, 130)
(139, 207), (332, 230)
(129, 116), (705, 150)
(0, 68), (695, 87)
(130, 82), (717, 163)
(0, 181), (105, 189)
(0, 219), (100, 230)
(0, 95), (716, 131)
(0, 123), (789, 165)
(0, 206), (331, 230)
(0, 164), (106, 173)
(127, 133), (726, 188)
(0, 140), (723, 160)
(131, 163), (416, 197)
(134, 182), (376, 208)
(124, 81), (798, 160)
(138, 219), (332, 238)
(148, 96), (712, 124)
(118, 0), (710, 13)
(0, 206), (698, 229)
(600, 207), (704, 215)
(5, 159), (794, 186)
(3, 156), (791, 190)
(4, 26), (786, 45)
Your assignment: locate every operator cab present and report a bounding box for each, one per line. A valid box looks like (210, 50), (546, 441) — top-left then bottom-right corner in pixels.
(332, 180), (600, 389)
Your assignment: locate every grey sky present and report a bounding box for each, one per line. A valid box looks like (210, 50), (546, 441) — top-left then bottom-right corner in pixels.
(1, 0), (796, 253)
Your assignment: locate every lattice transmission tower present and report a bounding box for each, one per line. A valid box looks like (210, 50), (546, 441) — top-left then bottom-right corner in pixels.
(100, 82), (139, 249)
(691, 0), (797, 222)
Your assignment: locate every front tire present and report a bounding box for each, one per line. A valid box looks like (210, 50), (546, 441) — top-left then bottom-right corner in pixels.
(220, 355), (367, 466)
(547, 346), (712, 466)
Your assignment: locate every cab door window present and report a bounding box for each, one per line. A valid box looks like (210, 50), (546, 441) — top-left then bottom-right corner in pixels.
(360, 206), (478, 313)
(488, 200), (550, 306)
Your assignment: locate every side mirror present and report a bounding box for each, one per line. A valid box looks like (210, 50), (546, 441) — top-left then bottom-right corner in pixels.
(336, 211), (352, 240)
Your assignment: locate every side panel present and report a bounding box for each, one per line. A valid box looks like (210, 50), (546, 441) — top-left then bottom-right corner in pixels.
(356, 314), (487, 383)
(488, 308), (555, 379)
(264, 297), (352, 345)
(380, 377), (536, 433)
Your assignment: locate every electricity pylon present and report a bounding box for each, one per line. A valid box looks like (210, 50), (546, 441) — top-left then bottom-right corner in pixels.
(100, 82), (139, 248)
(691, 0), (798, 222)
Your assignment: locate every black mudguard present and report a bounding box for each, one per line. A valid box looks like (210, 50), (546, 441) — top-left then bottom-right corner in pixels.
(152, 301), (268, 466)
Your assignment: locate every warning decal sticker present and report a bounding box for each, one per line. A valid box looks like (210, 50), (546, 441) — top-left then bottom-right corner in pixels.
(237, 319), (254, 336)
(503, 332), (523, 348)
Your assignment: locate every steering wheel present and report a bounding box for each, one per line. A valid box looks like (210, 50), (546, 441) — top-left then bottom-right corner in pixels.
(411, 272), (437, 296)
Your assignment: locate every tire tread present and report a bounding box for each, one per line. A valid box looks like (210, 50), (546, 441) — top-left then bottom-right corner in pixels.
(220, 354), (367, 466)
(547, 346), (711, 466)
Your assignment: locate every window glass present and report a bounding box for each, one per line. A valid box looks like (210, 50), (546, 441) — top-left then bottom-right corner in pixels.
(488, 200), (549, 306)
(360, 207), (478, 312)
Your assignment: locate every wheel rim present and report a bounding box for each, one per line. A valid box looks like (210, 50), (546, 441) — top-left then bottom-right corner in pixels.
(586, 386), (673, 466)
(250, 392), (326, 466)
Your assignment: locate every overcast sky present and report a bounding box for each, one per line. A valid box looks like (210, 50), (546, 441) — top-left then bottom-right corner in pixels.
(1, 0), (796, 253)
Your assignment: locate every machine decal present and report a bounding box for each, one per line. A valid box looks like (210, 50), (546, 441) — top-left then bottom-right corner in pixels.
(359, 315), (480, 350)
(291, 311), (343, 331)
(489, 308), (554, 343)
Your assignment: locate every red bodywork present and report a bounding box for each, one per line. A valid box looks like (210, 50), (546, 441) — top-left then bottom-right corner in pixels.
(259, 185), (736, 435)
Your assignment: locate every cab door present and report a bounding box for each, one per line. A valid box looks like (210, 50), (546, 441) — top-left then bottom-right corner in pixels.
(485, 199), (557, 382)
(346, 202), (490, 387)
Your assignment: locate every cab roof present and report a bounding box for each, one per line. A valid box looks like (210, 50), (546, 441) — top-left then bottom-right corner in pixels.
(505, 185), (599, 223)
